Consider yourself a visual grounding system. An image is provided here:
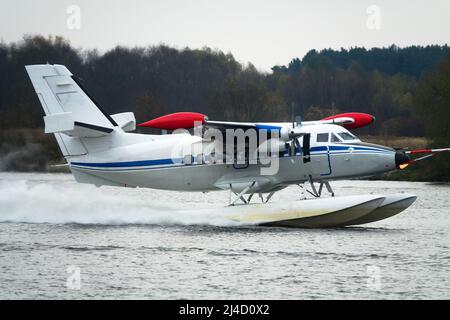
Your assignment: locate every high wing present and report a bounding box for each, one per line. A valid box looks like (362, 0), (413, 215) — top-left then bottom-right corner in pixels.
(138, 112), (374, 131)
(204, 118), (355, 131)
(204, 119), (307, 142)
(204, 120), (257, 130)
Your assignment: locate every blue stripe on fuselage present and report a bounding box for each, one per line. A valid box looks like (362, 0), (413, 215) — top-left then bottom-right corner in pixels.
(71, 158), (182, 168)
(70, 145), (392, 169)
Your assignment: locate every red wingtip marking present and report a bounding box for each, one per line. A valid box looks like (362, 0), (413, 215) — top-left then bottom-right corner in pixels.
(321, 112), (375, 129)
(138, 112), (207, 130)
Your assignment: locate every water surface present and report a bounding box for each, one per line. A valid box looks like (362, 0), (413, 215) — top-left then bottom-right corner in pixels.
(0, 172), (448, 299)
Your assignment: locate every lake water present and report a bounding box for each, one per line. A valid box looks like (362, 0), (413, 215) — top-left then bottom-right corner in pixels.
(0, 172), (449, 299)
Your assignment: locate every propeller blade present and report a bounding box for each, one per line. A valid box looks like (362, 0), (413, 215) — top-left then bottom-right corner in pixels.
(289, 131), (304, 139)
(294, 138), (301, 150)
(399, 147), (450, 169)
(290, 140), (295, 156)
(302, 133), (311, 163)
(405, 148), (450, 154)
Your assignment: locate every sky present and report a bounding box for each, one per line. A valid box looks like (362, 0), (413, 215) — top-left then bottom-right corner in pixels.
(1, 0), (449, 71)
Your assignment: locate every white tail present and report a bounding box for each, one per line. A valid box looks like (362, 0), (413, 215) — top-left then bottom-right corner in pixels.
(25, 64), (125, 157)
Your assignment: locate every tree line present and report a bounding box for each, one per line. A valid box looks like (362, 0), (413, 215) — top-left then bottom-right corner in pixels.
(0, 35), (449, 180)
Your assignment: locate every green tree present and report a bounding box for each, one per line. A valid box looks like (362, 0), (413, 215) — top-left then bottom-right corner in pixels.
(414, 54), (450, 180)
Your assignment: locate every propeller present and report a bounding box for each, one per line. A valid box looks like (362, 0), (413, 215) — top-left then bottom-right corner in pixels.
(287, 114), (300, 156)
(398, 148), (450, 169)
(302, 133), (311, 163)
(288, 136), (301, 156)
(286, 115), (310, 162)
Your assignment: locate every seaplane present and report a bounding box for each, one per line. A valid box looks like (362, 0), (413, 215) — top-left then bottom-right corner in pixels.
(25, 64), (450, 228)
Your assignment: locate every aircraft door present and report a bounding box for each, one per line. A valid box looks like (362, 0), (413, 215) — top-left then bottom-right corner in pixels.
(233, 138), (249, 169)
(310, 133), (332, 178)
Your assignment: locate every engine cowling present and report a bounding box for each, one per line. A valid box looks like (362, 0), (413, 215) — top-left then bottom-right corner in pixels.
(257, 139), (288, 153)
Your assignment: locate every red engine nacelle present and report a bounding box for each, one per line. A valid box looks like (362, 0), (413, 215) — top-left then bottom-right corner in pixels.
(138, 112), (207, 130)
(321, 112), (375, 129)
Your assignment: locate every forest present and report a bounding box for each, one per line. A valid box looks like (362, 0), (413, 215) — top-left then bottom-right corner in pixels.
(0, 35), (449, 180)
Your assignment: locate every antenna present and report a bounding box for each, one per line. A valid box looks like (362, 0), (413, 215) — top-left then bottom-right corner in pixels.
(295, 115), (302, 127)
(291, 102), (295, 128)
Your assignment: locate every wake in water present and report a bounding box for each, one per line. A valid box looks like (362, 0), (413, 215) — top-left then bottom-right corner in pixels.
(0, 179), (244, 226)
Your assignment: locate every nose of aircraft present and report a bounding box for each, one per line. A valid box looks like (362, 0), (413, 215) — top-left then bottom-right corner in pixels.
(395, 151), (411, 168)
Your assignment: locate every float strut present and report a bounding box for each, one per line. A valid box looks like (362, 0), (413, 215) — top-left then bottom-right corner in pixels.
(324, 181), (335, 197)
(258, 193), (264, 203)
(308, 175), (320, 197)
(318, 183), (324, 196)
(265, 191), (275, 203)
(229, 181), (256, 206)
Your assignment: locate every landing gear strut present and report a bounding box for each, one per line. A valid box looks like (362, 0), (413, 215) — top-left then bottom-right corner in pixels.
(228, 176), (335, 205)
(229, 181), (255, 206)
(258, 191), (275, 204)
(298, 175), (335, 199)
(228, 182), (276, 206)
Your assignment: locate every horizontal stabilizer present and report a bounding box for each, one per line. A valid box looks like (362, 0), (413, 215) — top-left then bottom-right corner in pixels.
(111, 112), (136, 132)
(44, 112), (113, 137)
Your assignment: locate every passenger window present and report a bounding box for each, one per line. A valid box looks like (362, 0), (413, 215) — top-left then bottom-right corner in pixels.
(331, 133), (341, 142)
(317, 133), (329, 143)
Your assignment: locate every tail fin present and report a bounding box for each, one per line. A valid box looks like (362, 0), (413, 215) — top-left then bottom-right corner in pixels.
(25, 64), (118, 157)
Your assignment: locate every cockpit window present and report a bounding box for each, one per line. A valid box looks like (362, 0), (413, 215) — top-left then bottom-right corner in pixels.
(338, 132), (357, 141)
(317, 133), (329, 143)
(331, 133), (341, 142)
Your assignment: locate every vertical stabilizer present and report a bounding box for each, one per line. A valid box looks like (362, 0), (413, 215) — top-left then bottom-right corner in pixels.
(25, 64), (118, 156)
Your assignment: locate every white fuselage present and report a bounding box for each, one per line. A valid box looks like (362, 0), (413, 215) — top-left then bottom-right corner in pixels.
(67, 124), (398, 193)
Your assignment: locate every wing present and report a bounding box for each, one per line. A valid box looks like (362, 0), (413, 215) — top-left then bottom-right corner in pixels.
(204, 119), (354, 130)
(204, 120), (257, 130)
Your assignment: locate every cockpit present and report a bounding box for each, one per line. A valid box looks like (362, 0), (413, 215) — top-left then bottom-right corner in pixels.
(313, 125), (361, 144)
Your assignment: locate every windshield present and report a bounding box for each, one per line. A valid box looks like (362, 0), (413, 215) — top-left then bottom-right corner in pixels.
(338, 132), (357, 141)
(331, 133), (341, 142)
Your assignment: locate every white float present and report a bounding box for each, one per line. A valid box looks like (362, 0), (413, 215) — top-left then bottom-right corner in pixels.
(209, 194), (416, 228)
